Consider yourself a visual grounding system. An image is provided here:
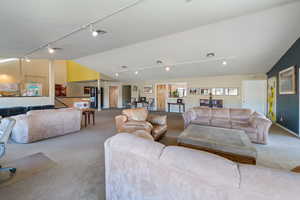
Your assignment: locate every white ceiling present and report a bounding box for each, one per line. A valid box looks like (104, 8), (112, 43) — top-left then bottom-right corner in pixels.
(0, 0), (297, 60)
(76, 1), (300, 81)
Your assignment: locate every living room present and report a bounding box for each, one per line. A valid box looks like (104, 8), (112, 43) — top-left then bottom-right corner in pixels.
(1, 0), (300, 199)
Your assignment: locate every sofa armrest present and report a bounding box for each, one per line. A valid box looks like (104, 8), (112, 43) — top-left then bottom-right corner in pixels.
(10, 114), (30, 143)
(182, 110), (194, 128)
(250, 116), (272, 144)
(148, 115), (167, 125)
(115, 115), (128, 132)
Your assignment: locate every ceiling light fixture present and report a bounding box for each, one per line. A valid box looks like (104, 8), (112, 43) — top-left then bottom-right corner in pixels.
(222, 60), (227, 66)
(21, 0), (144, 59)
(48, 45), (55, 54)
(165, 66), (171, 71)
(206, 52), (215, 58)
(25, 57), (31, 62)
(90, 25), (107, 37)
(156, 60), (163, 65)
(134, 71), (139, 75)
(115, 73), (119, 77)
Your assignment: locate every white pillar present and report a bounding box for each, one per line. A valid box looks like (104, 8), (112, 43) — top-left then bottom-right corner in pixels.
(97, 79), (102, 111)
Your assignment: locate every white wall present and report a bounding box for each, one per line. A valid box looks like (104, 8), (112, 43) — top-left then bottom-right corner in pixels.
(129, 74), (266, 111)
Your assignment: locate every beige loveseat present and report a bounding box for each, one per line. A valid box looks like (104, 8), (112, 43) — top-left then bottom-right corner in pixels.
(183, 107), (272, 144)
(115, 108), (167, 140)
(11, 108), (81, 143)
(105, 133), (300, 200)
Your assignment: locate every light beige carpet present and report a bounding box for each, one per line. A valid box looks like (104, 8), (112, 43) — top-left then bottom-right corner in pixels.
(0, 152), (56, 188)
(0, 109), (299, 200)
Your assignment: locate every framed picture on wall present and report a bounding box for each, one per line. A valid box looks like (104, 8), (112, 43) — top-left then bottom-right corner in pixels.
(279, 66), (296, 95)
(143, 85), (153, 94)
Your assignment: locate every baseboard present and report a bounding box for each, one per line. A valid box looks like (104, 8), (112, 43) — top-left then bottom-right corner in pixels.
(275, 123), (299, 137)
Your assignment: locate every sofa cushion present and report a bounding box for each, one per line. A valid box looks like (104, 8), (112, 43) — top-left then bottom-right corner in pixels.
(148, 115), (167, 125)
(122, 121), (153, 133)
(211, 119), (231, 129)
(160, 146), (240, 188)
(193, 107), (211, 118)
(232, 123), (257, 134)
(230, 108), (253, 121)
(122, 108), (148, 121)
(211, 108), (230, 119)
(191, 117), (210, 126)
(239, 164), (300, 199)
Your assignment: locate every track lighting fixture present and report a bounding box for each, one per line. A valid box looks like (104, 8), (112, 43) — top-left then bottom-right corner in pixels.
(48, 45), (55, 54)
(25, 57), (31, 62)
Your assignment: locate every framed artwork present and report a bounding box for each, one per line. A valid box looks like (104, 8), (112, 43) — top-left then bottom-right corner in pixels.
(224, 88), (239, 96)
(133, 85), (138, 92)
(143, 85), (153, 94)
(279, 66), (296, 95)
(25, 83), (42, 96)
(189, 88), (197, 95)
(200, 88), (210, 95)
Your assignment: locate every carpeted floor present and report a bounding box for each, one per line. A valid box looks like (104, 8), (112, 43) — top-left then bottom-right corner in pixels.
(0, 109), (300, 200)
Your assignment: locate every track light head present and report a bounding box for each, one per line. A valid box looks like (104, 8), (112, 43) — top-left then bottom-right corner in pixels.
(48, 46), (55, 54)
(25, 57), (31, 62)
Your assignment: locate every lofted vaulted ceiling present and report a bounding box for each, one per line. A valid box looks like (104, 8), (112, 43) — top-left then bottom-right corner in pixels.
(1, 0), (300, 81)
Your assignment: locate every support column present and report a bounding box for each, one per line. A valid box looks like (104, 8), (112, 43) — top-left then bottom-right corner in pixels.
(49, 60), (55, 105)
(97, 79), (102, 111)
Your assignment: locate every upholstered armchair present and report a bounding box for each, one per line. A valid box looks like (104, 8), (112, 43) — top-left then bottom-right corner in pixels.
(115, 108), (167, 140)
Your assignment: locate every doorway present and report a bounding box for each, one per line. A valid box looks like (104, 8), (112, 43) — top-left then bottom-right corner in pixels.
(109, 86), (119, 108)
(156, 84), (167, 111)
(242, 80), (267, 115)
(122, 85), (132, 108)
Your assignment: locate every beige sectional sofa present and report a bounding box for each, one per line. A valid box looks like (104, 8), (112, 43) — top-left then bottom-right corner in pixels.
(105, 133), (300, 200)
(183, 107), (272, 144)
(11, 108), (81, 143)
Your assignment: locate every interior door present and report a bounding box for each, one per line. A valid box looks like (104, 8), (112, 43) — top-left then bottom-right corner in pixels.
(242, 80), (267, 115)
(156, 84), (167, 111)
(109, 86), (118, 108)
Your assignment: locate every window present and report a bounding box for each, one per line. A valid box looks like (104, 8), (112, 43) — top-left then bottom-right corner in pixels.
(168, 83), (187, 98)
(212, 88), (224, 95)
(0, 58), (50, 97)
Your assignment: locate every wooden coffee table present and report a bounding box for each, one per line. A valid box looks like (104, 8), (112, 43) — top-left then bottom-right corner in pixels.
(177, 125), (257, 164)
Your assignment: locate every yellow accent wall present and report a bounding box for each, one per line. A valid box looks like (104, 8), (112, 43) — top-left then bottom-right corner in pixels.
(66, 60), (100, 82)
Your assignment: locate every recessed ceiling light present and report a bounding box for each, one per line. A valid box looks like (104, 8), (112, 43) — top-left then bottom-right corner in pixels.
(165, 66), (171, 71)
(134, 71), (139, 75)
(206, 52), (215, 58)
(222, 60), (227, 66)
(115, 73), (119, 77)
(156, 60), (163, 64)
